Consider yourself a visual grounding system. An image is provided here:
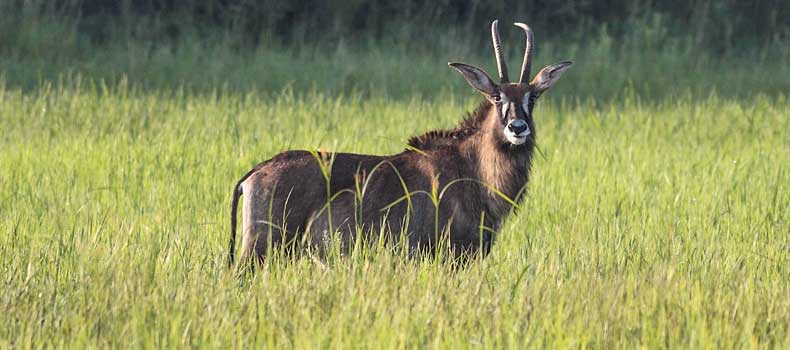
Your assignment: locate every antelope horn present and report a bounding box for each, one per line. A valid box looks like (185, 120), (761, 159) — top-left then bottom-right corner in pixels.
(514, 22), (534, 84)
(491, 20), (509, 83)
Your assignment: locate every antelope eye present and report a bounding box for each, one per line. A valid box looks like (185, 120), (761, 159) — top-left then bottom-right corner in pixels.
(493, 95), (501, 102)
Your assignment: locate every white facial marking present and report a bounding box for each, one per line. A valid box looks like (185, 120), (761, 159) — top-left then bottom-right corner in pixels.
(522, 92), (531, 113)
(504, 125), (529, 145)
(498, 94), (529, 145)
(499, 94), (509, 117)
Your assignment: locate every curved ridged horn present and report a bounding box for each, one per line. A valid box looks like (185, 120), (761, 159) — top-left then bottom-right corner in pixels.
(491, 20), (509, 83)
(514, 22), (534, 83)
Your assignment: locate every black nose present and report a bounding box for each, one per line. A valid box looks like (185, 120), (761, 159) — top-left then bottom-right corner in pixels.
(507, 119), (529, 135)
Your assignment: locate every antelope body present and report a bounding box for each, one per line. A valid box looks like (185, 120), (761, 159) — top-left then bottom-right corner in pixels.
(229, 21), (572, 268)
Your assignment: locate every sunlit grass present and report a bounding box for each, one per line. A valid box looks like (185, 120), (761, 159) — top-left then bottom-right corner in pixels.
(0, 76), (787, 348)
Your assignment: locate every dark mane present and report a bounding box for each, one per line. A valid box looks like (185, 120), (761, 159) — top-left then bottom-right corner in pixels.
(406, 100), (490, 150)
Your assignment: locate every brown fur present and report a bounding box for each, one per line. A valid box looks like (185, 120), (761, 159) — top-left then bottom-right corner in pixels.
(228, 31), (574, 268)
(229, 84), (546, 268)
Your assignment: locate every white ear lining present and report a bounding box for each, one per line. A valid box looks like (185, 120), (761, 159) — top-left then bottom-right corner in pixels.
(448, 62), (497, 96)
(532, 61), (573, 92)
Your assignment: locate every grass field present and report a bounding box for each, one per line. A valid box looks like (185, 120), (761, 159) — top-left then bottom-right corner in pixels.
(1, 17), (789, 349)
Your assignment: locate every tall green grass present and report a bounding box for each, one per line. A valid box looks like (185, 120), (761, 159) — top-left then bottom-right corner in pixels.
(1, 4), (788, 347)
(1, 75), (787, 347)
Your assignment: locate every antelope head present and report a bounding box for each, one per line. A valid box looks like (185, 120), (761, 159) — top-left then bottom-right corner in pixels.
(449, 20), (573, 146)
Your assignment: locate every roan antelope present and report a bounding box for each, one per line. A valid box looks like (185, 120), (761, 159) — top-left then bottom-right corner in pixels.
(229, 20), (572, 268)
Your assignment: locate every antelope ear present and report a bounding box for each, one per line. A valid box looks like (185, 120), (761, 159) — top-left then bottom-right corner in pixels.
(530, 60), (573, 94)
(448, 62), (497, 97)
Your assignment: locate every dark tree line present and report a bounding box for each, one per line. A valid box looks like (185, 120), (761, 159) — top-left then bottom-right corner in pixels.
(5, 0), (789, 49)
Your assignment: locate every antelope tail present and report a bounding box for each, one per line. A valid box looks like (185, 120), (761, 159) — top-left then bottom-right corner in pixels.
(229, 181), (243, 268)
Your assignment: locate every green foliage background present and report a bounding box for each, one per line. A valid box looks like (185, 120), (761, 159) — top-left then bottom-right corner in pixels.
(0, 1), (788, 348)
